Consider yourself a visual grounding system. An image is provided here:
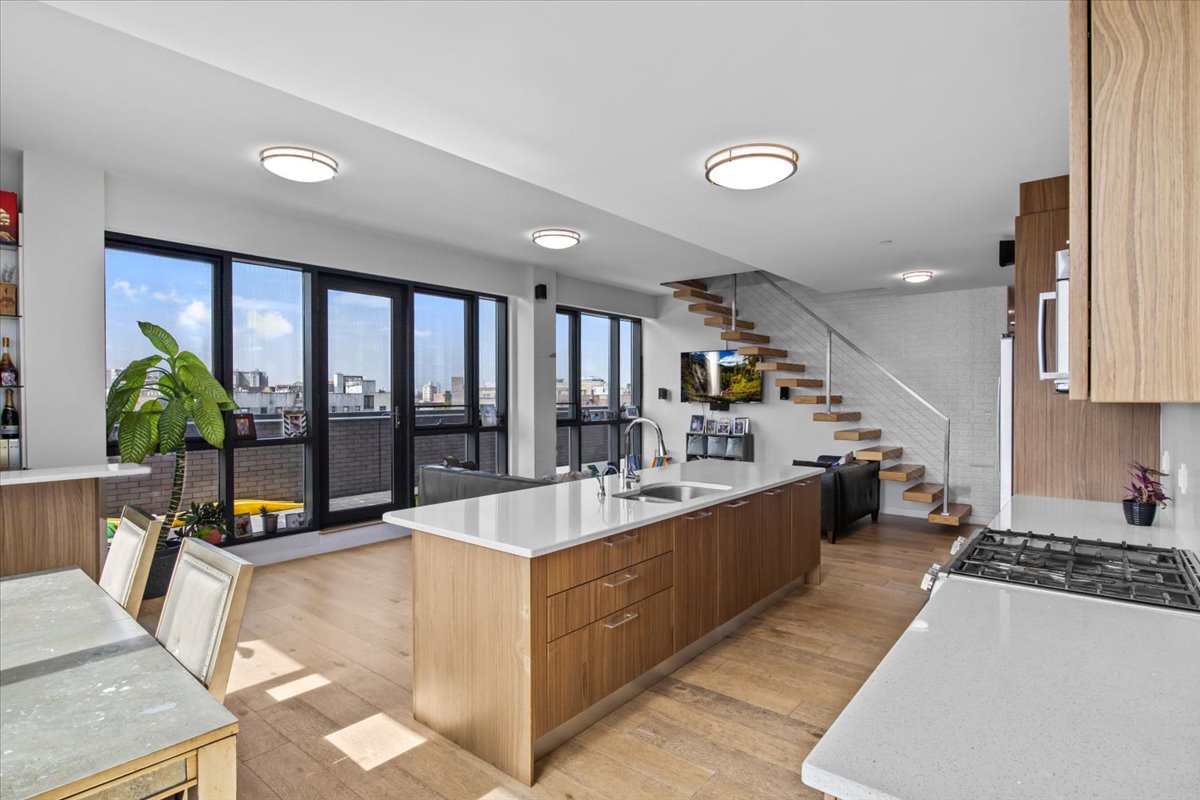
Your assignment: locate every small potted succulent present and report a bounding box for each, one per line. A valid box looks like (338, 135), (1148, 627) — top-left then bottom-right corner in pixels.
(1123, 461), (1170, 526)
(180, 501), (231, 545)
(259, 504), (279, 535)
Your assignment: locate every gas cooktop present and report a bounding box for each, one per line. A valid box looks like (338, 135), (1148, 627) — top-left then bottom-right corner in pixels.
(948, 528), (1200, 612)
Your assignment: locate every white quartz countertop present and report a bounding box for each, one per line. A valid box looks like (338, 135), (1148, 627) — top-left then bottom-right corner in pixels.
(802, 575), (1200, 800)
(382, 460), (821, 557)
(990, 494), (1199, 554)
(0, 461), (150, 486)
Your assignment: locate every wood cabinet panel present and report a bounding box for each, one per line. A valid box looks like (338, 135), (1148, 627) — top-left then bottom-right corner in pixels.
(546, 551), (674, 642)
(1013, 179), (1160, 500)
(539, 587), (673, 736)
(541, 519), (674, 595)
(673, 507), (720, 651)
(789, 478), (821, 580)
(717, 496), (759, 623)
(757, 486), (790, 596)
(1068, 0), (1092, 400)
(0, 478), (103, 579)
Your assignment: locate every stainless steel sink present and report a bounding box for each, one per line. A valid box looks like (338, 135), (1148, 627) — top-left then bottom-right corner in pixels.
(612, 482), (731, 503)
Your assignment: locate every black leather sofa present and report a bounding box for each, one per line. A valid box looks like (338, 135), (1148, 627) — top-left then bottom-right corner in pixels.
(417, 464), (549, 506)
(793, 456), (880, 543)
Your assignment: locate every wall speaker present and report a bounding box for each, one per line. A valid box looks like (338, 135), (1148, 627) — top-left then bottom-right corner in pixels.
(657, 388), (670, 400)
(709, 400), (730, 412)
(999, 240), (1015, 268)
(780, 386), (790, 400)
(534, 283), (548, 300)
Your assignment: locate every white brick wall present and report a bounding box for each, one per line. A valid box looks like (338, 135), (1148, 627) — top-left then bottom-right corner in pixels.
(643, 274), (1008, 524)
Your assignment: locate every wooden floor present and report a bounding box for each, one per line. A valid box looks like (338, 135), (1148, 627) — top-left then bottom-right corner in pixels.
(146, 515), (960, 799)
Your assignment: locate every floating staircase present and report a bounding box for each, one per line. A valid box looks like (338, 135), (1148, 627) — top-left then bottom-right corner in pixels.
(664, 275), (971, 529)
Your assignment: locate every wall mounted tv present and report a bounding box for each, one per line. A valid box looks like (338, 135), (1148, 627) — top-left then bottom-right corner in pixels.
(680, 350), (762, 403)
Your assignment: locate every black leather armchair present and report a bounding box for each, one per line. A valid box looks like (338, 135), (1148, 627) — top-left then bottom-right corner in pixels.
(793, 456), (881, 543)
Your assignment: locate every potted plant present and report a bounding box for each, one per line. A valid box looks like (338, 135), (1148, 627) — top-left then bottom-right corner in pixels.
(105, 321), (236, 596)
(180, 501), (231, 545)
(259, 505), (279, 535)
(1123, 461), (1171, 526)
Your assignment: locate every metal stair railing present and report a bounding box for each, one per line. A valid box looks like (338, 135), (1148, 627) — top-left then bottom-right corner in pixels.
(745, 271), (952, 515)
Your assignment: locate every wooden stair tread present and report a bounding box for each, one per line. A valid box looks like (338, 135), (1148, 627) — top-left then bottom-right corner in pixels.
(673, 287), (724, 303)
(903, 482), (944, 503)
(756, 361), (805, 372)
(833, 428), (882, 441)
(737, 346), (785, 357)
(813, 411), (861, 422)
(776, 378), (823, 388)
(928, 503), (972, 526)
(688, 302), (733, 316)
(793, 394), (843, 405)
(662, 279), (708, 291)
(855, 445), (903, 461)
(704, 316), (756, 330)
(879, 463), (925, 481)
(720, 330), (770, 344)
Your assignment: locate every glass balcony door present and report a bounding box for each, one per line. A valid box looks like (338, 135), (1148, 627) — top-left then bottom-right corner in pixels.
(316, 276), (408, 526)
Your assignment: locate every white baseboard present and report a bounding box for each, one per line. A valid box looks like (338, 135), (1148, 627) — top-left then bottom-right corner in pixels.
(225, 522), (408, 566)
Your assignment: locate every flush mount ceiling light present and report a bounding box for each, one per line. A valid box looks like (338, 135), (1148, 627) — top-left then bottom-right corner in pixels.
(901, 270), (935, 284)
(259, 146), (338, 183)
(704, 143), (799, 190)
(531, 229), (581, 250)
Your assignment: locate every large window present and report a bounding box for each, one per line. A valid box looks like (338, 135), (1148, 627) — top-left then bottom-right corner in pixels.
(103, 236), (507, 538)
(555, 308), (641, 472)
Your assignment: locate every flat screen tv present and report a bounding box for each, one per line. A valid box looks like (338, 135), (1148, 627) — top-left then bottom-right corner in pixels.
(680, 350), (762, 403)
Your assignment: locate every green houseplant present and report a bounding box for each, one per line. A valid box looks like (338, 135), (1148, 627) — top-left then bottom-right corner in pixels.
(105, 321), (237, 544)
(180, 501), (232, 545)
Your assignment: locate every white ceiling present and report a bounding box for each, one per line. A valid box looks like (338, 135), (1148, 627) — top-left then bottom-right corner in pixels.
(9, 0), (1068, 294)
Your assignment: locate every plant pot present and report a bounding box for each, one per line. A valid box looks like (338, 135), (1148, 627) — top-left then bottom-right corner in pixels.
(143, 540), (182, 600)
(197, 527), (223, 545)
(1122, 500), (1157, 527)
(261, 514), (278, 535)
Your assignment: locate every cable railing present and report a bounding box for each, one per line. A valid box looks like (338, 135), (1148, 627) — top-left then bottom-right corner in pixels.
(745, 271), (952, 515)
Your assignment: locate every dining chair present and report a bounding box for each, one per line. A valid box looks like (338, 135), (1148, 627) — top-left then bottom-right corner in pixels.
(97, 505), (162, 619)
(155, 537), (254, 703)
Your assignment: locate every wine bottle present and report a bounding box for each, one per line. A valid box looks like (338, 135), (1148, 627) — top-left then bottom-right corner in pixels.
(0, 336), (18, 386)
(0, 388), (17, 439)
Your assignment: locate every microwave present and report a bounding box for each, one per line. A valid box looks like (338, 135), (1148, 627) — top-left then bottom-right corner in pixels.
(1038, 249), (1070, 394)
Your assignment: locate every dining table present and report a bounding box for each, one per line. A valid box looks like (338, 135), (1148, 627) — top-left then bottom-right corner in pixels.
(0, 567), (239, 799)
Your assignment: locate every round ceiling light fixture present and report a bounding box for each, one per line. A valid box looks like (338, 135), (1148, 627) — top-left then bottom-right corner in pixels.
(704, 143), (799, 190)
(901, 270), (935, 284)
(532, 229), (581, 250)
(259, 146), (339, 183)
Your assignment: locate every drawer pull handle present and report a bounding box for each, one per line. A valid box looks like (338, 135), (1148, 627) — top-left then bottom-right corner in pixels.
(604, 532), (640, 546)
(724, 500), (750, 509)
(764, 489), (786, 496)
(684, 511), (713, 521)
(603, 571), (639, 588)
(602, 610), (639, 630)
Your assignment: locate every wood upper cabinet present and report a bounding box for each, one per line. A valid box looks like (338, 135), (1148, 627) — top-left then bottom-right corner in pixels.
(789, 478), (821, 580)
(1070, 0), (1200, 402)
(673, 507), (720, 651)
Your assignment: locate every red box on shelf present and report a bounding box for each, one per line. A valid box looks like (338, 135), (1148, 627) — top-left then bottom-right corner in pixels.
(0, 190), (16, 245)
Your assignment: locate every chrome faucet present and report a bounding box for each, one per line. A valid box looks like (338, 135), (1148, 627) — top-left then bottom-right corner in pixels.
(621, 417), (668, 490)
(595, 463), (619, 497)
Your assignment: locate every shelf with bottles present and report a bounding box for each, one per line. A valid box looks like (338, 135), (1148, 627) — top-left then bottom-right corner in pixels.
(0, 208), (25, 471)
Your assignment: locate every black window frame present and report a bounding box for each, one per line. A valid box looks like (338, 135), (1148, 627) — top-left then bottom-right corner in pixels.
(555, 306), (642, 472)
(103, 233), (508, 543)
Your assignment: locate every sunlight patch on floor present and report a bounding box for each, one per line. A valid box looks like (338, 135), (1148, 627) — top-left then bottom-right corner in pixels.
(324, 712), (426, 770)
(477, 788), (524, 800)
(226, 639), (305, 695)
(266, 672), (332, 701)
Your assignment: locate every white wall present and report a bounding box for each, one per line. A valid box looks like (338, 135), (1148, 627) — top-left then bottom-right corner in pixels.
(510, 267), (559, 478)
(643, 274), (1007, 523)
(20, 151), (108, 468)
(1160, 403), (1200, 534)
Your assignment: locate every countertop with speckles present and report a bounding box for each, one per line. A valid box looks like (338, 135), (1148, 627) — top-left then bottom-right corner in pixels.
(0, 568), (237, 800)
(801, 575), (1200, 800)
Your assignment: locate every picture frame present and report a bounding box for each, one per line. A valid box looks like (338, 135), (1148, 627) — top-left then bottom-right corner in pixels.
(232, 513), (253, 539)
(704, 418), (718, 434)
(734, 417), (750, 435)
(689, 414), (705, 432)
(231, 411), (258, 441)
(480, 404), (498, 427)
(717, 417), (732, 434)
(623, 404), (639, 419)
(282, 408), (308, 438)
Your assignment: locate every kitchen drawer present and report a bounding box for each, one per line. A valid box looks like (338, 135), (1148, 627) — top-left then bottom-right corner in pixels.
(546, 551), (674, 641)
(539, 587), (674, 735)
(540, 519), (674, 596)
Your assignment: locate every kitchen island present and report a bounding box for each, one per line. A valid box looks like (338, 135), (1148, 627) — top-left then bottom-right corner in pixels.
(383, 459), (823, 784)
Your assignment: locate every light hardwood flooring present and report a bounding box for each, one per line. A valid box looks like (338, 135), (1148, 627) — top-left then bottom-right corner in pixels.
(142, 515), (961, 799)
